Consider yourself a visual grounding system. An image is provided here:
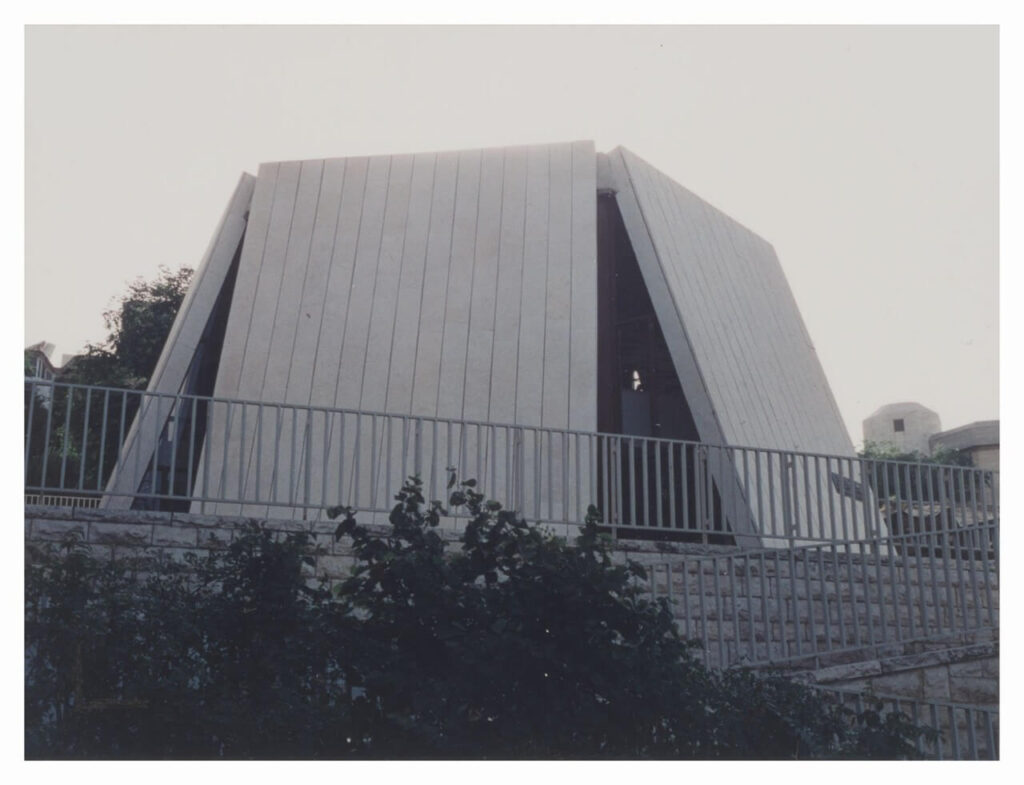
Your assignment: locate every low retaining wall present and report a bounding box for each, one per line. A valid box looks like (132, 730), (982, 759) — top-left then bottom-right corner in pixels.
(25, 504), (998, 712)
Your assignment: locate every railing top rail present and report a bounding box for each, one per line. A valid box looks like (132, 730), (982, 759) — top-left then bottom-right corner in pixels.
(23, 378), (998, 474)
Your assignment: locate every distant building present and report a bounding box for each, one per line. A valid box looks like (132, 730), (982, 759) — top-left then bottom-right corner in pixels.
(930, 420), (999, 472)
(24, 341), (58, 381)
(862, 402), (941, 455)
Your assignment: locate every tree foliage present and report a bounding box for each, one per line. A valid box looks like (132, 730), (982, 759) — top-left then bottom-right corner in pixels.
(59, 265), (193, 390)
(858, 441), (986, 504)
(26, 477), (934, 759)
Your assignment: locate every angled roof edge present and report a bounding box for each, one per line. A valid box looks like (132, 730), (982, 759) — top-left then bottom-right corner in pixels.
(102, 172), (256, 509)
(257, 139), (598, 169)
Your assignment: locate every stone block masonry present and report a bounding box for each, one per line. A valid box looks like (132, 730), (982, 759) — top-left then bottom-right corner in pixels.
(25, 505), (997, 715)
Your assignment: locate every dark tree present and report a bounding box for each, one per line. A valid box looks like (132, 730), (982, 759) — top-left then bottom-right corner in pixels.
(60, 265), (193, 390)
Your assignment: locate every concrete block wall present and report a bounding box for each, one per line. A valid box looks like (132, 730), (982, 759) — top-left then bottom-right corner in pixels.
(26, 506), (998, 733)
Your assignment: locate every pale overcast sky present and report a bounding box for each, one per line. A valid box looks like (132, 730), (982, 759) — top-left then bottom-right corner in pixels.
(24, 25), (998, 446)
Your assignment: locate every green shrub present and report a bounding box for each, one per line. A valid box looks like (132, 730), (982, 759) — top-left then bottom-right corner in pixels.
(25, 476), (935, 759)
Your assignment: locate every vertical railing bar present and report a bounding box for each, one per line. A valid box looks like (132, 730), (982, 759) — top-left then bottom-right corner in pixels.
(830, 547), (846, 651)
(370, 415), (379, 511)
(58, 388), (73, 490)
(534, 431), (541, 522)
(352, 414), (362, 508)
(984, 710), (996, 760)
(963, 474), (982, 631)
(803, 547), (815, 655)
(681, 444), (690, 532)
(930, 704), (943, 760)
(712, 555), (725, 667)
(802, 454), (811, 540)
(935, 465), (956, 631)
(818, 547), (832, 654)
(774, 553), (787, 659)
(96, 389), (112, 492)
(681, 560), (692, 648)
(77, 389), (92, 491)
(858, 539), (875, 645)
(696, 558), (708, 665)
(922, 462), (944, 633)
(288, 407), (298, 507)
(966, 707), (978, 760)
(743, 555), (755, 662)
(24, 381), (38, 485)
(957, 468), (981, 629)
(270, 406), (283, 506)
(185, 396), (197, 498)
(847, 538), (862, 648)
(910, 702), (925, 757)
(813, 455), (823, 544)
(703, 446), (712, 544)
(837, 458), (850, 542)
(201, 399), (212, 514)
(789, 548), (802, 658)
(881, 460), (901, 642)
(628, 438), (637, 527)
(431, 420), (439, 503)
(168, 395), (182, 499)
(742, 448), (751, 537)
(655, 441), (663, 529)
(826, 457), (837, 542)
(149, 394), (162, 497)
(320, 410), (331, 508)
(949, 706), (961, 760)
(973, 475), (995, 629)
(729, 555), (740, 665)
(387, 416), (394, 505)
(560, 431), (568, 523)
(912, 461), (931, 636)
(759, 552), (769, 662)
(641, 439), (650, 527)
(338, 413), (348, 507)
(236, 403), (247, 503)
(667, 444), (676, 530)
(589, 433), (597, 517)
(949, 470), (969, 631)
(303, 415), (312, 511)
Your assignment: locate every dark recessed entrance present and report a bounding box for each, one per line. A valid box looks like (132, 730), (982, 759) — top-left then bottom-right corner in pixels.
(596, 191), (733, 543)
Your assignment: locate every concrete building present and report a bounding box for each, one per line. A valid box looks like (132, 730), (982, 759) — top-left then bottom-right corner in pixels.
(862, 401), (941, 455)
(101, 142), (857, 541)
(930, 420), (999, 471)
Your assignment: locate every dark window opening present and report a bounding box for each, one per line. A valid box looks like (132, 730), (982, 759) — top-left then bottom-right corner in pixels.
(596, 192), (733, 544)
(893, 418), (905, 433)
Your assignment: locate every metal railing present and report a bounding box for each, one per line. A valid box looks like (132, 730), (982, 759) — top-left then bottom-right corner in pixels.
(814, 686), (998, 760)
(24, 380), (999, 548)
(642, 520), (998, 670)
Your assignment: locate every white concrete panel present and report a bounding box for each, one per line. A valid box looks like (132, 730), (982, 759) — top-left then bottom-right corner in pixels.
(410, 151), (459, 419)
(488, 147), (528, 427)
(608, 146), (858, 542)
(385, 153), (438, 416)
(436, 149), (482, 421)
(334, 156), (393, 410)
(568, 140), (598, 433)
(514, 145), (550, 426)
(462, 147), (505, 423)
(359, 154), (415, 414)
(243, 159), (324, 515)
(541, 143), (573, 431)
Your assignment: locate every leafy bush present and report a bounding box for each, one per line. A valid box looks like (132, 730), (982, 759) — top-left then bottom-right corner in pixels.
(26, 477), (934, 759)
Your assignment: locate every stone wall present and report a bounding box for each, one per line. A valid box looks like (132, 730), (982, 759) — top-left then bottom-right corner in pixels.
(25, 504), (998, 713)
